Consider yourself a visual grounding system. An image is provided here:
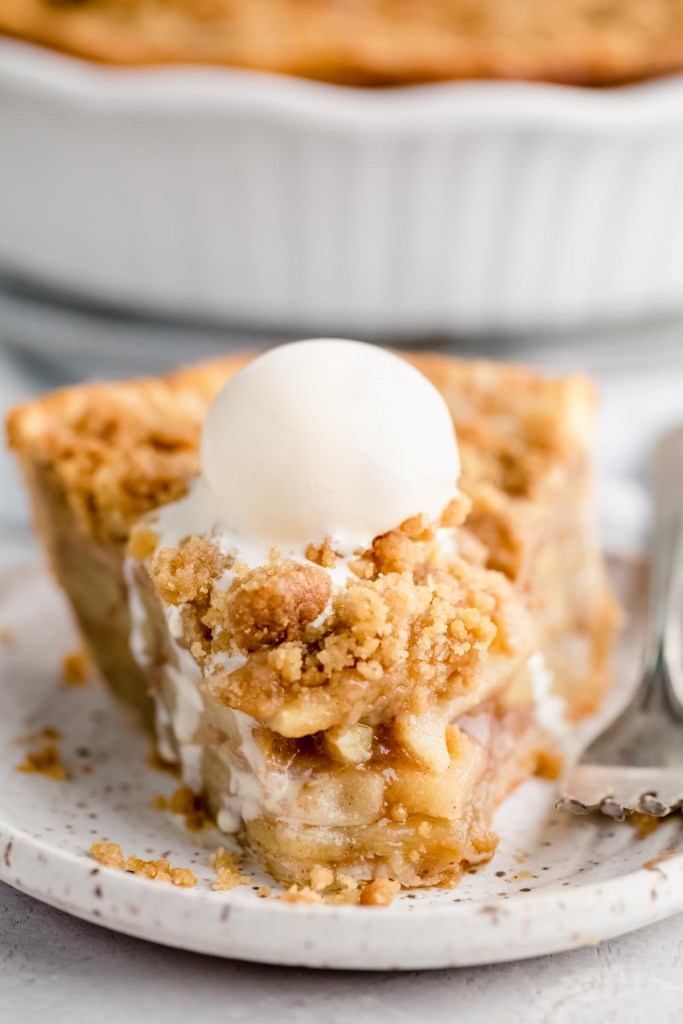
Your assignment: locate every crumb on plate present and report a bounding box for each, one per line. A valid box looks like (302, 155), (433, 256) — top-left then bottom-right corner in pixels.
(90, 841), (197, 887)
(278, 871), (399, 907)
(209, 847), (253, 891)
(16, 743), (69, 780)
(62, 650), (88, 685)
(170, 785), (212, 831)
(359, 878), (401, 907)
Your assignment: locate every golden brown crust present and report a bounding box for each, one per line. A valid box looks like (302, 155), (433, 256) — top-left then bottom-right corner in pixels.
(3, 0), (683, 86)
(8, 348), (613, 724)
(6, 354), (250, 549)
(211, 560), (333, 652)
(7, 350), (593, 553)
(90, 841), (197, 886)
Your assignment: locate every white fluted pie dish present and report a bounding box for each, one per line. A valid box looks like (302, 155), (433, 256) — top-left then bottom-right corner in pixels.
(4, 37), (683, 336)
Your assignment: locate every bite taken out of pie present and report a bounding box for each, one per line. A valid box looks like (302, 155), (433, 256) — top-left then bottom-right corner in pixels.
(7, 340), (617, 893)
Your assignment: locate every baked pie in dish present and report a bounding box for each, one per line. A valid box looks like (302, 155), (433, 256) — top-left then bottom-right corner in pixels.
(7, 341), (616, 890)
(2, 0), (683, 86)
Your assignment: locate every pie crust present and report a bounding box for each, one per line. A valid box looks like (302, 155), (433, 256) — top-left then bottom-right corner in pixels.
(2, 1), (683, 87)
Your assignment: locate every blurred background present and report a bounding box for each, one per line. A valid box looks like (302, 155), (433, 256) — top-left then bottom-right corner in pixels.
(2, 2), (683, 563)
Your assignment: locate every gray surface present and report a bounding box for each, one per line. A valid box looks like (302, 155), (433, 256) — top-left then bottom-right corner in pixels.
(1, 882), (682, 1023)
(3, 307), (683, 1021)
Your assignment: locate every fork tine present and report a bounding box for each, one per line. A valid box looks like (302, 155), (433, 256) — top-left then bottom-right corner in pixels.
(559, 429), (683, 820)
(558, 765), (683, 818)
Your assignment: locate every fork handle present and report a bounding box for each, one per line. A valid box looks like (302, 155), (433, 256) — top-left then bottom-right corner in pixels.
(643, 426), (683, 716)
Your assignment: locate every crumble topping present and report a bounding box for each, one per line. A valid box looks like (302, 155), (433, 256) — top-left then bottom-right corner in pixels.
(7, 353), (594, 572)
(7, 358), (248, 547)
(90, 841), (197, 887)
(305, 539), (337, 569)
(4, 1), (683, 87)
(209, 847), (253, 891)
(90, 841), (125, 870)
(127, 525), (159, 563)
(359, 878), (402, 907)
(168, 785), (212, 831)
(17, 743), (69, 780)
(145, 508), (527, 739)
(151, 785), (212, 830)
(279, 885), (324, 906)
(279, 873), (400, 908)
(62, 650), (88, 686)
(309, 864), (335, 892)
(151, 537), (233, 606)
(207, 561), (332, 653)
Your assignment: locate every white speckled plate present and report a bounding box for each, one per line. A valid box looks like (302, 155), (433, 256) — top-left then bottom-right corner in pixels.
(1, 558), (682, 970)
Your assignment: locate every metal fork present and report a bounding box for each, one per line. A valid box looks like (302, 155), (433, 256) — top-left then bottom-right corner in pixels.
(557, 426), (683, 820)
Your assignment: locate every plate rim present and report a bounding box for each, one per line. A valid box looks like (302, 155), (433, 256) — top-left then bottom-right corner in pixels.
(2, 813), (683, 970)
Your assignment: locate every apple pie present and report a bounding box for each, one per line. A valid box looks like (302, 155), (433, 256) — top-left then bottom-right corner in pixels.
(7, 345), (616, 890)
(2, 0), (683, 87)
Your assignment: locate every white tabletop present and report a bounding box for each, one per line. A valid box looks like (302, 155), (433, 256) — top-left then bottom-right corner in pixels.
(2, 310), (683, 1023)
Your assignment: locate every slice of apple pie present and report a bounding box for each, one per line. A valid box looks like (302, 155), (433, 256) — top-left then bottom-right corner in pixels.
(7, 340), (616, 889)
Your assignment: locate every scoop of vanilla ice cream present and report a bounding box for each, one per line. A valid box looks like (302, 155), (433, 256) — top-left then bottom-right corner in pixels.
(200, 339), (460, 556)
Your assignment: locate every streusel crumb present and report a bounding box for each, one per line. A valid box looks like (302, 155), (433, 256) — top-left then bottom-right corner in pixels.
(305, 539), (337, 569)
(62, 651), (88, 686)
(278, 877), (399, 907)
(17, 744), (68, 780)
(204, 560), (332, 653)
(90, 841), (125, 870)
(152, 537), (233, 606)
(90, 841), (197, 887)
(279, 885), (323, 905)
(145, 507), (530, 739)
(169, 785), (211, 831)
(127, 525), (159, 562)
(359, 878), (401, 907)
(309, 864), (335, 892)
(209, 847), (252, 891)
(5, 1), (683, 90)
